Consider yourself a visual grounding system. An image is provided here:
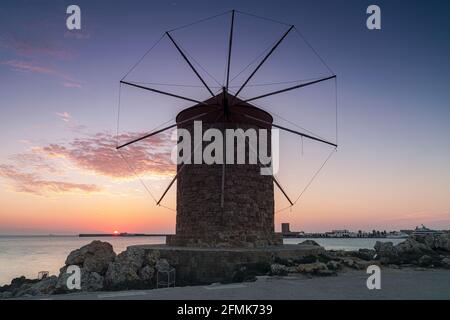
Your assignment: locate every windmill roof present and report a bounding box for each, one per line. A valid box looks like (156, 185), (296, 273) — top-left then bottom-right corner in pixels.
(176, 91), (273, 128)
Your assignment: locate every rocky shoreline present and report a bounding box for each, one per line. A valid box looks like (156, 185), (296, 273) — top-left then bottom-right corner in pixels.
(1, 234), (449, 299)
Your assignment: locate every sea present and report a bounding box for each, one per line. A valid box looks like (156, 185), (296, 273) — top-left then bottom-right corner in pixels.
(0, 236), (405, 285)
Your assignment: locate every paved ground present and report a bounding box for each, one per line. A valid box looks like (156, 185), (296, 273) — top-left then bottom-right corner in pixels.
(31, 268), (450, 300)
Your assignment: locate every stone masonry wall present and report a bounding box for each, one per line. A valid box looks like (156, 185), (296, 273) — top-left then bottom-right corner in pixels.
(167, 122), (280, 248)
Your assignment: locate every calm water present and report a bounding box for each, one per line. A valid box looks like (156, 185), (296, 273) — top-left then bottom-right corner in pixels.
(0, 236), (165, 285)
(0, 236), (405, 285)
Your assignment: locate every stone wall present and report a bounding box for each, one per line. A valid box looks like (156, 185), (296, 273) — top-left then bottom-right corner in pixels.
(134, 244), (325, 285)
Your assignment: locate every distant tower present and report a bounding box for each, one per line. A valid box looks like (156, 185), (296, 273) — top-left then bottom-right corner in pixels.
(281, 223), (291, 235)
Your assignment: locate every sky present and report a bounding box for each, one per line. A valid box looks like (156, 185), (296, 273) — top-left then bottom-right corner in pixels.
(0, 0), (449, 234)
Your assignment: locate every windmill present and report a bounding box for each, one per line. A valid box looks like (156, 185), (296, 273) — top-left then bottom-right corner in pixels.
(116, 10), (337, 248)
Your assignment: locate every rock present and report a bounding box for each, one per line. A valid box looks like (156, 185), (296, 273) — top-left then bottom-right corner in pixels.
(55, 266), (73, 293)
(229, 263), (271, 283)
(104, 261), (140, 290)
(0, 291), (12, 299)
(418, 255), (433, 267)
(296, 262), (327, 274)
(396, 238), (429, 256)
(145, 250), (160, 266)
(0, 276), (39, 293)
(441, 257), (450, 268)
(356, 249), (376, 261)
(299, 240), (321, 246)
(82, 272), (104, 291)
(374, 239), (432, 265)
(341, 257), (364, 270)
(55, 266), (104, 293)
(8, 276), (58, 298)
(65, 241), (116, 274)
(139, 265), (155, 282)
(326, 260), (341, 271)
(31, 276), (57, 295)
(286, 266), (298, 273)
(295, 255), (318, 264)
(414, 234), (435, 248)
(104, 247), (154, 290)
(374, 241), (397, 258)
(18, 276), (58, 297)
(270, 264), (289, 276)
(229, 266), (258, 283)
(433, 234), (450, 252)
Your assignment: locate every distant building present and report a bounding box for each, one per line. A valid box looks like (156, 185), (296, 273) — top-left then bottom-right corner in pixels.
(281, 223), (291, 235)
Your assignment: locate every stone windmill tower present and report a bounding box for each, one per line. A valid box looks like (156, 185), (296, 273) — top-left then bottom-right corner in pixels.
(116, 10), (337, 249)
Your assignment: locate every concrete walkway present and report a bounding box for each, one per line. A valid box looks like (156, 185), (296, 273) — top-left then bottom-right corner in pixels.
(33, 268), (450, 300)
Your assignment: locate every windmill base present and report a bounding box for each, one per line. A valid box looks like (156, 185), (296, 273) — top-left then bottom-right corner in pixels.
(129, 244), (325, 286)
(166, 233), (283, 248)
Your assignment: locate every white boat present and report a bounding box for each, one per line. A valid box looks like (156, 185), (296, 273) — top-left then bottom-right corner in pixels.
(412, 224), (442, 236)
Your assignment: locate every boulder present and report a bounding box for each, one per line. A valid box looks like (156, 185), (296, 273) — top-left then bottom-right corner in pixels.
(104, 246), (163, 290)
(433, 234), (450, 252)
(441, 257), (450, 269)
(139, 265), (155, 282)
(82, 272), (104, 291)
(17, 276), (58, 297)
(396, 238), (429, 256)
(0, 291), (12, 299)
(0, 276), (39, 294)
(326, 260), (341, 271)
(341, 257), (364, 270)
(418, 255), (433, 267)
(296, 262), (327, 274)
(65, 240), (116, 274)
(299, 240), (321, 247)
(104, 261), (141, 290)
(270, 264), (289, 276)
(374, 241), (397, 258)
(55, 266), (104, 293)
(2, 276), (57, 298)
(356, 249), (376, 261)
(145, 250), (160, 266)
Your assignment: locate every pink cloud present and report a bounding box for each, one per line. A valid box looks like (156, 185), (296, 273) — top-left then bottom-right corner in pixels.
(3, 59), (56, 75)
(56, 112), (72, 123)
(0, 131), (174, 196)
(62, 81), (82, 88)
(40, 131), (175, 178)
(1, 60), (83, 88)
(0, 37), (74, 60)
(0, 164), (101, 196)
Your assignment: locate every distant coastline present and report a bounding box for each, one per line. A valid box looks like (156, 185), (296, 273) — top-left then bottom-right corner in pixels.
(79, 233), (172, 237)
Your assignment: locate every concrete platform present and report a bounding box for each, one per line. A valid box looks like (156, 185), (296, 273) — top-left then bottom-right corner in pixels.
(30, 268), (450, 300)
(129, 244), (324, 285)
